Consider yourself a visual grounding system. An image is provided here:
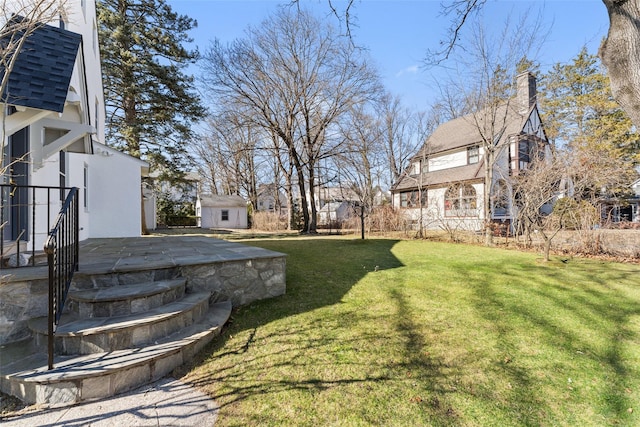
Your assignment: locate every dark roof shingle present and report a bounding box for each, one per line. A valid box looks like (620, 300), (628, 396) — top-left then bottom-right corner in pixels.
(1, 18), (81, 113)
(393, 103), (530, 191)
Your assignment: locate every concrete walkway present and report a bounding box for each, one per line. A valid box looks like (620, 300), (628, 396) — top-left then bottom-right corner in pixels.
(1, 377), (218, 426)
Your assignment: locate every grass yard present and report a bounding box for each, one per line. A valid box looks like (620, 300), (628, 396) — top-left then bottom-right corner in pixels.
(177, 237), (640, 426)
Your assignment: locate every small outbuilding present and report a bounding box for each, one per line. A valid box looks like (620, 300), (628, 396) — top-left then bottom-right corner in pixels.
(196, 194), (248, 229)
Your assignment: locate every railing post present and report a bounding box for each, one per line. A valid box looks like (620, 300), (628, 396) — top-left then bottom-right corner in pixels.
(47, 244), (55, 370)
(31, 186), (36, 266)
(74, 190), (79, 271)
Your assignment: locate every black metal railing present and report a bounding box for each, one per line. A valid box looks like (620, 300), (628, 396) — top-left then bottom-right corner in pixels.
(44, 187), (79, 370)
(0, 184), (75, 268)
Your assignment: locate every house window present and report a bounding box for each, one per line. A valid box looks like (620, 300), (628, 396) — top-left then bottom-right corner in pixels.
(444, 183), (477, 216)
(518, 140), (530, 170)
(83, 164), (89, 210)
(221, 209), (229, 221)
(492, 180), (509, 217)
(400, 190), (426, 208)
(59, 151), (67, 201)
(95, 98), (100, 136)
(518, 139), (542, 171)
(410, 162), (421, 176)
(467, 146), (479, 164)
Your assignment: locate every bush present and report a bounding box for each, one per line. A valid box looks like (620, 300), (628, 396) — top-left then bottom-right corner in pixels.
(252, 212), (288, 231)
(552, 198), (598, 230)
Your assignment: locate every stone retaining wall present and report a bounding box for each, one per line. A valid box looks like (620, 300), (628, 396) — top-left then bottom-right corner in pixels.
(0, 276), (49, 343)
(182, 256), (286, 306)
(0, 255), (286, 345)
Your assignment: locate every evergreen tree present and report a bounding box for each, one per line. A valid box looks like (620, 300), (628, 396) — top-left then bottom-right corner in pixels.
(97, 0), (205, 176)
(539, 47), (640, 165)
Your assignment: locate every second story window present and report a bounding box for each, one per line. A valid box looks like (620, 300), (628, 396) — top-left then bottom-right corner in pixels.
(410, 161), (420, 176)
(467, 146), (479, 164)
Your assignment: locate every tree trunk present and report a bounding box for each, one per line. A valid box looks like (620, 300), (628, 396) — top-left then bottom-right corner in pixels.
(140, 186), (149, 235)
(307, 163), (318, 234)
(600, 0), (640, 129)
(543, 236), (551, 262)
(484, 150), (495, 246)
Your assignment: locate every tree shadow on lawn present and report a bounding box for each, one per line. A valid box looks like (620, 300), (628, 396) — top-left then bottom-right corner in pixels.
(462, 260), (640, 425)
(174, 239), (416, 408)
(175, 238), (472, 425)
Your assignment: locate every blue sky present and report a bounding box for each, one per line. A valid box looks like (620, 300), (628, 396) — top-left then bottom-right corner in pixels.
(168, 0), (609, 111)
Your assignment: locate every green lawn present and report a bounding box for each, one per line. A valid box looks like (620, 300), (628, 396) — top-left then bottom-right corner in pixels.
(177, 237), (640, 426)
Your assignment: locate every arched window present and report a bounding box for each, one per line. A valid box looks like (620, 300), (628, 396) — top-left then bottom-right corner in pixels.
(444, 183), (477, 216)
(492, 179), (510, 216)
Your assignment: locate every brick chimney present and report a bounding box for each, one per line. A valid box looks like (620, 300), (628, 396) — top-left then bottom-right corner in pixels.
(516, 72), (536, 114)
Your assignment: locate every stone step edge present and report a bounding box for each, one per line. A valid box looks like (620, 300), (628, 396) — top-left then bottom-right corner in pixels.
(68, 278), (187, 303)
(2, 301), (231, 405)
(29, 292), (210, 338)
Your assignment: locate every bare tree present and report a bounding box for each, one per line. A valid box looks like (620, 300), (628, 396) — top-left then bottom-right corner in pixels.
(512, 153), (566, 261)
(441, 13), (546, 246)
(200, 8), (381, 233)
(377, 93), (418, 188)
(193, 110), (261, 207)
(333, 105), (384, 238)
(428, 0), (640, 131)
(514, 144), (635, 261)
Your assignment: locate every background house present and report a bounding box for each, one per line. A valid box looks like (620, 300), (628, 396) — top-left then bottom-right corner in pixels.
(196, 194), (248, 229)
(256, 183), (287, 216)
(600, 177), (640, 225)
(391, 72), (550, 232)
(314, 185), (359, 226)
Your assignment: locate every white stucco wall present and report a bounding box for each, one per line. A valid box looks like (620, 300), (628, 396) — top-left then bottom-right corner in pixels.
(74, 145), (145, 237)
(66, 0), (106, 145)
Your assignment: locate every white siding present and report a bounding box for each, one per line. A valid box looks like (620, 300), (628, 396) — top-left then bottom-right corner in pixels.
(199, 207), (247, 229)
(429, 150), (468, 171)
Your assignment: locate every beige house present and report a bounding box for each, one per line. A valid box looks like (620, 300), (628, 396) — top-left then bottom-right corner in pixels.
(392, 72), (550, 232)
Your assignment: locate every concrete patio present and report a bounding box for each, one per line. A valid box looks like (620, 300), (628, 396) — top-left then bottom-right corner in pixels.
(2, 235), (286, 282)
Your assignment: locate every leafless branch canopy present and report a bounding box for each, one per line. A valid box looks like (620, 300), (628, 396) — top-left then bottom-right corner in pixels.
(423, 0), (487, 66)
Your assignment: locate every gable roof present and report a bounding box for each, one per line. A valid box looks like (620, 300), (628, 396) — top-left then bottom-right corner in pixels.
(199, 195), (247, 208)
(393, 102), (532, 192)
(1, 18), (81, 113)
(416, 102), (527, 159)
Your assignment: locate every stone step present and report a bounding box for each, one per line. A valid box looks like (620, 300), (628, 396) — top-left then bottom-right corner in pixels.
(0, 301), (231, 406)
(68, 278), (187, 318)
(28, 292), (211, 355)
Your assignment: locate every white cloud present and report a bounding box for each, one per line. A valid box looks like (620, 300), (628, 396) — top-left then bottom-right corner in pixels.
(395, 65), (419, 78)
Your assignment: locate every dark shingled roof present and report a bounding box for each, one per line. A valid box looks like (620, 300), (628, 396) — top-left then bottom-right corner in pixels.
(1, 18), (81, 113)
(393, 103), (529, 192)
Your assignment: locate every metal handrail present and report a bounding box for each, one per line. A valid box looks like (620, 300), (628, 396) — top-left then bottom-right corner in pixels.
(44, 187), (79, 370)
(0, 184), (74, 268)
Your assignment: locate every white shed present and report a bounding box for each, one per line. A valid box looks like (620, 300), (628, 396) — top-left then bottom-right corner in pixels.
(197, 195), (248, 229)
